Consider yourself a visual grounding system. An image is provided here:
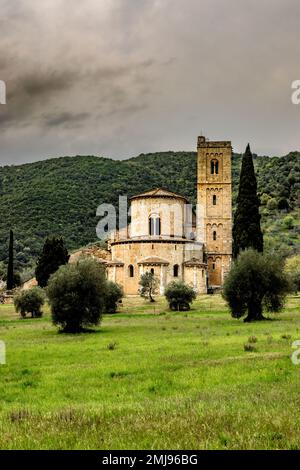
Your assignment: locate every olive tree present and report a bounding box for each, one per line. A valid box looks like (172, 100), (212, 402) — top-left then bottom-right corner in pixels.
(14, 287), (45, 318)
(104, 281), (123, 313)
(164, 281), (196, 311)
(139, 272), (159, 302)
(47, 258), (106, 332)
(223, 249), (290, 322)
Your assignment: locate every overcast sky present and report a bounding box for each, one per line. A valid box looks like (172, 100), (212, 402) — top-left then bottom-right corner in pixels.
(1, 0), (300, 165)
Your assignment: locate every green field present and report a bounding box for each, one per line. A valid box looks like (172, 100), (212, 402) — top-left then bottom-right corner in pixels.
(0, 294), (300, 450)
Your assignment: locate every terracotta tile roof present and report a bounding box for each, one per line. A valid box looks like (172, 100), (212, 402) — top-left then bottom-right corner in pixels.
(130, 187), (188, 202)
(106, 259), (124, 266)
(183, 257), (206, 267)
(137, 256), (170, 265)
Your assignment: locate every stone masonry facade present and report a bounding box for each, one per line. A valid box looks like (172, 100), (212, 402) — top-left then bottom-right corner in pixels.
(72, 135), (233, 295)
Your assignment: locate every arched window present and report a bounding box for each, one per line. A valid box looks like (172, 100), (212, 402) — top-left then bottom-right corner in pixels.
(129, 265), (134, 277)
(173, 264), (179, 277)
(213, 195), (217, 205)
(149, 216), (161, 236)
(213, 230), (217, 241)
(150, 268), (154, 275)
(210, 159), (219, 175)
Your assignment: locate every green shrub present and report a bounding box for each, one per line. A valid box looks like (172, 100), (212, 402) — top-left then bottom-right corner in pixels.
(14, 287), (45, 319)
(282, 216), (295, 230)
(248, 335), (257, 343)
(164, 281), (196, 311)
(104, 281), (123, 313)
(267, 198), (278, 210)
(281, 333), (291, 340)
(260, 193), (271, 206)
(47, 258), (106, 332)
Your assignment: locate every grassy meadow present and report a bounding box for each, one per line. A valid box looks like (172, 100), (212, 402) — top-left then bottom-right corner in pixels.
(0, 294), (300, 450)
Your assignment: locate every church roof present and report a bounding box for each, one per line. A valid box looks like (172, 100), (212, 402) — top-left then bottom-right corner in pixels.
(183, 258), (207, 267)
(130, 187), (188, 202)
(137, 256), (170, 266)
(106, 259), (124, 266)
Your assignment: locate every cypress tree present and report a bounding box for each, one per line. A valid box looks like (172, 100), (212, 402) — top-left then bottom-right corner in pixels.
(6, 230), (14, 290)
(35, 236), (70, 288)
(232, 144), (263, 258)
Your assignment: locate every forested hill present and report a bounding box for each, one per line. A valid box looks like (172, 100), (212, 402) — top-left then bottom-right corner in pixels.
(0, 151), (299, 279)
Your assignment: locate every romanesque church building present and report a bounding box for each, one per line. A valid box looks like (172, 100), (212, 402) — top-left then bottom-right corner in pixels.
(73, 136), (233, 295)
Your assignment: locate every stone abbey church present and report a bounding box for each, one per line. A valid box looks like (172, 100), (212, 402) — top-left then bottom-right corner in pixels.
(82, 136), (232, 295)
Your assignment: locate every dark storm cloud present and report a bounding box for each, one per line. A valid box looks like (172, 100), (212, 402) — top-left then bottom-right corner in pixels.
(21, 72), (74, 97)
(42, 111), (90, 128)
(1, 58), (155, 133)
(1, 0), (300, 164)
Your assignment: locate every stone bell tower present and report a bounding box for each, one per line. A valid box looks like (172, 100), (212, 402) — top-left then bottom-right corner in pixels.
(197, 136), (232, 287)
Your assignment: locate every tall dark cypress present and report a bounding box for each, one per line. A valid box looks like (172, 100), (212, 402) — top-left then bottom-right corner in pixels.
(35, 236), (70, 287)
(232, 144), (263, 258)
(6, 230), (14, 290)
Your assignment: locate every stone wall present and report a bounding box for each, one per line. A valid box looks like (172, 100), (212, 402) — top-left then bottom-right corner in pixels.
(110, 240), (206, 295)
(130, 197), (190, 239)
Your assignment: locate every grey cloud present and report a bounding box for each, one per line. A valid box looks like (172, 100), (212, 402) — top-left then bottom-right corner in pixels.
(0, 0), (300, 165)
(42, 111), (90, 128)
(102, 102), (148, 118)
(0, 58), (156, 134)
(21, 71), (74, 97)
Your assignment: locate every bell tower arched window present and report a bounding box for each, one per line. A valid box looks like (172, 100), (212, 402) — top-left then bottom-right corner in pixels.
(213, 230), (217, 241)
(210, 159), (219, 175)
(213, 195), (217, 205)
